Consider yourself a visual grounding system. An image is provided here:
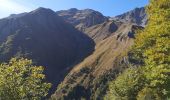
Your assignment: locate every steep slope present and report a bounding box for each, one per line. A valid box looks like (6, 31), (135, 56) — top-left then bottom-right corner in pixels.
(0, 7), (95, 94)
(84, 20), (121, 43)
(57, 7), (147, 43)
(114, 7), (147, 26)
(52, 23), (143, 99)
(83, 20), (139, 43)
(56, 8), (108, 31)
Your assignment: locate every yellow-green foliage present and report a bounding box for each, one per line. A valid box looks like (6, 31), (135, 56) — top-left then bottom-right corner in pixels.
(0, 58), (51, 100)
(137, 87), (162, 100)
(133, 0), (170, 98)
(104, 67), (145, 100)
(105, 0), (170, 99)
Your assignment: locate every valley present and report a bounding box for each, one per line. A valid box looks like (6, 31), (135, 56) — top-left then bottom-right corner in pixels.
(1, 0), (169, 100)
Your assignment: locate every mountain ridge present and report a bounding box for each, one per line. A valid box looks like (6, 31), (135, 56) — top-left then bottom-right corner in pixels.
(56, 7), (147, 43)
(56, 8), (108, 31)
(114, 7), (147, 26)
(51, 7), (146, 99)
(0, 7), (147, 99)
(0, 7), (95, 95)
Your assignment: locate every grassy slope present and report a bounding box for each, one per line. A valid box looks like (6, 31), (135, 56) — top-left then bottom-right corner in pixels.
(52, 22), (139, 100)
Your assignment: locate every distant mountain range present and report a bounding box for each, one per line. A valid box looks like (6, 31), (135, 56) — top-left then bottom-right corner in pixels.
(57, 7), (147, 42)
(0, 7), (147, 99)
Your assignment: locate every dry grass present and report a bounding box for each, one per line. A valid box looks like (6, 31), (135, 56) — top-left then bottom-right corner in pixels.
(53, 22), (140, 99)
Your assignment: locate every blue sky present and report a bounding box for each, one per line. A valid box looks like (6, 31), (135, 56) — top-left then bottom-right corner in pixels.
(0, 0), (149, 18)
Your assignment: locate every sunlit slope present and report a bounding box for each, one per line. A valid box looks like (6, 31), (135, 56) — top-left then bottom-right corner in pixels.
(52, 23), (143, 99)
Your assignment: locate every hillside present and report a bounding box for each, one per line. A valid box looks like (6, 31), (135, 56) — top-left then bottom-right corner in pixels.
(83, 20), (121, 43)
(0, 0), (168, 99)
(0, 7), (95, 94)
(52, 22), (144, 99)
(0, 6), (147, 99)
(51, 7), (146, 99)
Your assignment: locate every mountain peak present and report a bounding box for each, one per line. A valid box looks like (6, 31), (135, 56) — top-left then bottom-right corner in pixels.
(68, 8), (78, 11)
(57, 8), (108, 30)
(35, 7), (51, 11)
(0, 7), (95, 96)
(83, 8), (95, 12)
(114, 7), (147, 26)
(31, 7), (55, 14)
(134, 7), (145, 11)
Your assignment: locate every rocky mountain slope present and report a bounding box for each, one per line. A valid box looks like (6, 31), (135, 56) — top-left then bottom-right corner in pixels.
(114, 7), (147, 26)
(0, 7), (95, 94)
(0, 6), (147, 99)
(56, 8), (108, 31)
(57, 7), (146, 43)
(51, 7), (146, 99)
(52, 22), (144, 99)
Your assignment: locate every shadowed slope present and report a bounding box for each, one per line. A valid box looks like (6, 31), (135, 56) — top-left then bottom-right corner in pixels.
(0, 7), (95, 95)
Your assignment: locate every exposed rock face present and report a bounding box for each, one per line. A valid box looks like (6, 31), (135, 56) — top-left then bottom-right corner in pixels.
(56, 8), (108, 31)
(114, 7), (147, 26)
(0, 7), (95, 94)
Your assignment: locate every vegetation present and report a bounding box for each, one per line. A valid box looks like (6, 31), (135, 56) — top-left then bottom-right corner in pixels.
(105, 0), (170, 99)
(104, 67), (145, 100)
(0, 58), (51, 100)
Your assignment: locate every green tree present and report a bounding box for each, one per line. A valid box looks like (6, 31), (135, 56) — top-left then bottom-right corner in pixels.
(0, 58), (51, 100)
(131, 0), (170, 98)
(105, 0), (170, 99)
(104, 67), (145, 100)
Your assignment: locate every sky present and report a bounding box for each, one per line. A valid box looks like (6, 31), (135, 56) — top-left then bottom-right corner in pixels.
(0, 0), (149, 19)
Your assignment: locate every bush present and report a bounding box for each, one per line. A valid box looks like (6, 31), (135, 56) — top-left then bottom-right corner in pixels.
(104, 67), (145, 100)
(0, 58), (51, 100)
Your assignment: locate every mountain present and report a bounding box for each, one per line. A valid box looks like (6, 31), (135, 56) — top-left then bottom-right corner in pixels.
(57, 7), (147, 43)
(56, 8), (108, 31)
(114, 7), (147, 26)
(84, 20), (120, 43)
(52, 22), (144, 99)
(0, 7), (147, 99)
(51, 7), (145, 99)
(0, 7), (95, 94)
